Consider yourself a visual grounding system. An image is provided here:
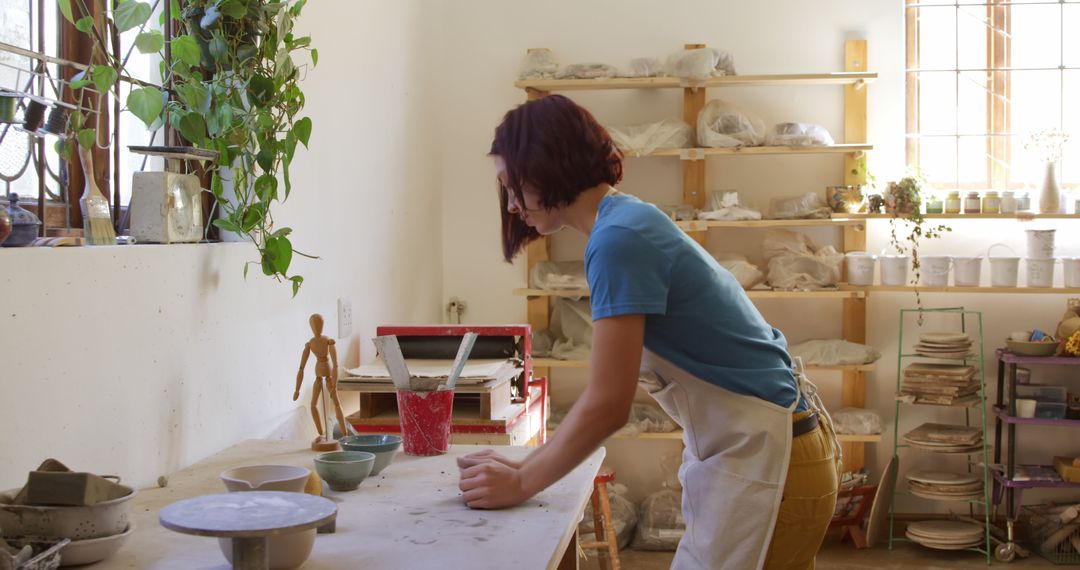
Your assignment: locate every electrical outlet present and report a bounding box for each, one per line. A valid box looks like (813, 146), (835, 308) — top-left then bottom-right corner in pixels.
(337, 297), (353, 338)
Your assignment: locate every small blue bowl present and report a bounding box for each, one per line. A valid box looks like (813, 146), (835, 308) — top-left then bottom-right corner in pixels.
(313, 451), (375, 492)
(339, 435), (402, 475)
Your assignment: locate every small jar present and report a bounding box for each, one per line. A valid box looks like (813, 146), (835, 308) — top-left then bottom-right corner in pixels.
(945, 191), (962, 214)
(925, 195), (944, 214)
(964, 191), (981, 214)
(1018, 192), (1031, 211)
(982, 191), (1001, 214)
(1001, 191), (1017, 214)
(1074, 197), (1080, 215)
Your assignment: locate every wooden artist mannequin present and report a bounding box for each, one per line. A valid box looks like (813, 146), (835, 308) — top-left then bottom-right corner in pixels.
(295, 314), (348, 451)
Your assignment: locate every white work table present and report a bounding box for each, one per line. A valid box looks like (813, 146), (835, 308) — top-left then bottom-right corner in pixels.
(107, 439), (604, 569)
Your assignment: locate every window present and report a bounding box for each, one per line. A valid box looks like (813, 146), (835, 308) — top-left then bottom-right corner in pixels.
(906, 0), (1079, 193)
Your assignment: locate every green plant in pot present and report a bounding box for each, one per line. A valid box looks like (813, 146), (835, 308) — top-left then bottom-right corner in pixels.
(885, 173), (952, 315)
(60, 0), (316, 296)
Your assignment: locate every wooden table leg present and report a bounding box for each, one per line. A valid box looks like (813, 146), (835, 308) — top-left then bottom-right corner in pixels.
(231, 536), (269, 570)
(557, 531), (579, 570)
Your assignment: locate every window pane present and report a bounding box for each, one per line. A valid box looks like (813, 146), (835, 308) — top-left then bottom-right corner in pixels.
(919, 137), (958, 186)
(918, 72), (957, 135)
(958, 135), (989, 188)
(957, 5), (988, 70)
(1065, 6), (1080, 68)
(1062, 71), (1079, 189)
(958, 71), (988, 135)
(1010, 70), (1061, 137)
(114, 3), (165, 207)
(1010, 5), (1062, 69)
(917, 6), (957, 70)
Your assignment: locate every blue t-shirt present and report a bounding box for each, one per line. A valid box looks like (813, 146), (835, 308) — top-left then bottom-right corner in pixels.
(585, 193), (804, 411)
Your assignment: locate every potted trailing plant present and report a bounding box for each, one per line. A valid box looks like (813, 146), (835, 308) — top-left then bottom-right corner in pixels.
(60, 0), (316, 296)
(884, 173), (951, 314)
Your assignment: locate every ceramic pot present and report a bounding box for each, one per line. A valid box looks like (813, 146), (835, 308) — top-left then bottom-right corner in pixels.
(1039, 161), (1062, 214)
(2, 193), (41, 247)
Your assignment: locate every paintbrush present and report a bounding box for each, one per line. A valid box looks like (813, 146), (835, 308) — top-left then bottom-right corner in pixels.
(77, 144), (116, 246)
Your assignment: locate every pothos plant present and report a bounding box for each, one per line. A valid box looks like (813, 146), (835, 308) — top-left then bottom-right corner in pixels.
(885, 173), (952, 314)
(60, 0), (316, 296)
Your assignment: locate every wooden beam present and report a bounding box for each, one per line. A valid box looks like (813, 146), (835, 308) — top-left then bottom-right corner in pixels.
(844, 39), (868, 187)
(905, 0), (920, 171)
(682, 43), (707, 212)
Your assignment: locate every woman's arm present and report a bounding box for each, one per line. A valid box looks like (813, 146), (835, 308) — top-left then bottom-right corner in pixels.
(458, 314), (644, 508)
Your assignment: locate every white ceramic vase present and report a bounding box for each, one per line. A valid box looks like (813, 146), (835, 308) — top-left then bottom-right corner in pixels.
(1038, 161), (1062, 214)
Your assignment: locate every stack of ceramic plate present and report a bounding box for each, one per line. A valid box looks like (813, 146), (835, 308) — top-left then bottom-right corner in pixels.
(903, 422), (983, 454)
(906, 520), (985, 550)
(915, 332), (974, 359)
(906, 470), (984, 502)
(898, 363), (979, 407)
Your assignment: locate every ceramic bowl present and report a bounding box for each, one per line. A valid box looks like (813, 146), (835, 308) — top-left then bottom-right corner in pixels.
(58, 522), (134, 566)
(339, 435), (402, 475)
(0, 485), (136, 540)
(314, 451), (375, 492)
(1006, 339), (1058, 357)
(220, 465), (310, 493)
(219, 530), (316, 570)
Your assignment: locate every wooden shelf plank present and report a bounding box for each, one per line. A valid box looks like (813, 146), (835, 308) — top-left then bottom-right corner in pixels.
(538, 359), (876, 373)
(836, 434), (883, 443)
(515, 288), (867, 299)
(648, 144), (872, 158)
(513, 288), (589, 298)
(515, 72), (879, 92)
(676, 218), (865, 230)
(533, 358), (590, 369)
(851, 285), (1080, 295)
(846, 213), (1080, 220)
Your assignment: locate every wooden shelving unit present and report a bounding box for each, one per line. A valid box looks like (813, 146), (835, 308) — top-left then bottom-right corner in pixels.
(848, 285), (1080, 295)
(515, 40), (877, 471)
(537, 357), (876, 373)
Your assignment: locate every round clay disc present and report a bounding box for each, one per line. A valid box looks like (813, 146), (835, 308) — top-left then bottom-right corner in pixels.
(921, 332), (972, 344)
(907, 520), (985, 541)
(907, 470), (982, 485)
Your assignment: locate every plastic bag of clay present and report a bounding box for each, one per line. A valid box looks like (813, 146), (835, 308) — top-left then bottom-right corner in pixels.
(768, 192), (832, 219)
(763, 230), (843, 289)
(520, 48), (559, 80)
(714, 253), (765, 289)
(656, 203), (697, 221)
(831, 407), (883, 436)
(660, 451), (682, 491)
(548, 298), (592, 360)
(623, 57), (664, 78)
(606, 119), (693, 157)
(697, 100), (766, 148)
(532, 329), (553, 358)
(531, 260), (587, 291)
(766, 122), (836, 147)
(632, 489), (685, 551)
(615, 403), (679, 437)
(789, 339), (882, 366)
(556, 63), (618, 80)
(697, 191), (762, 221)
(665, 47), (736, 81)
(579, 483), (639, 550)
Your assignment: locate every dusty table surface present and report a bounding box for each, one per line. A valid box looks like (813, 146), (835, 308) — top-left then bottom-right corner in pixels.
(107, 439), (604, 569)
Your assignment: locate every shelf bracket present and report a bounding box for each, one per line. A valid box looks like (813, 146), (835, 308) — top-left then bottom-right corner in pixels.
(679, 148), (705, 161)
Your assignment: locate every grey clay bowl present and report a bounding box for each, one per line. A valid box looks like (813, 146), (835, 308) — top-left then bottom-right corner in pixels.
(339, 435), (402, 475)
(313, 451), (375, 492)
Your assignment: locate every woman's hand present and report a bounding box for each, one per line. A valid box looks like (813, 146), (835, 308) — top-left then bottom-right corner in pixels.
(456, 450), (521, 470)
(458, 461), (531, 509)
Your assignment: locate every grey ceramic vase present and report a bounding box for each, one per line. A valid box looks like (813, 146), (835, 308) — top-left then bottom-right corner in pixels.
(3, 194), (41, 247)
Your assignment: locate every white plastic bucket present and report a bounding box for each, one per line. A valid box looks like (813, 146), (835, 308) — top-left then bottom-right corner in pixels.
(920, 256), (952, 287)
(988, 243), (1020, 287)
(953, 256), (983, 287)
(880, 254), (910, 286)
(1026, 229), (1056, 259)
(845, 252), (877, 286)
(1026, 258), (1056, 288)
(1064, 257), (1080, 288)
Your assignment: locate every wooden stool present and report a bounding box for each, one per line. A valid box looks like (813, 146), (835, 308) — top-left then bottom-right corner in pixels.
(579, 467), (621, 570)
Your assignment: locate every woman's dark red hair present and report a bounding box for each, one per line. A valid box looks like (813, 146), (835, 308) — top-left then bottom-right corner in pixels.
(490, 94), (623, 262)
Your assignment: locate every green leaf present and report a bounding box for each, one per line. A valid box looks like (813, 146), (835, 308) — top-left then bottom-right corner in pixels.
(255, 148), (275, 172)
(293, 117), (312, 148)
(114, 0), (152, 33)
(54, 138), (71, 161)
(91, 65), (118, 93)
(211, 174), (224, 200)
(282, 157), (291, 199)
(290, 275), (303, 297)
(58, 0), (75, 23)
(170, 35), (201, 67)
(264, 235), (293, 275)
(209, 35), (228, 62)
(170, 0), (181, 20)
(220, 0), (247, 19)
(135, 30), (164, 53)
(176, 82), (210, 114)
(127, 86), (164, 127)
(289, 36), (311, 50)
(254, 174), (278, 202)
(178, 112), (207, 146)
(212, 218), (241, 233)
(285, 132), (297, 161)
(272, 227), (293, 238)
(243, 262), (250, 280)
(240, 204), (265, 232)
(236, 43), (258, 63)
(75, 16), (94, 33)
(247, 75), (274, 105)
(76, 128), (96, 149)
(310, 48), (318, 67)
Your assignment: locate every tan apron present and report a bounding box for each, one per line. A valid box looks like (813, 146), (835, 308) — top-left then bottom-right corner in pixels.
(639, 349), (797, 570)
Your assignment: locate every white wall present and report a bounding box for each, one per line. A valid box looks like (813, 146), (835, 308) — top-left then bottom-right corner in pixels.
(437, 0), (1080, 502)
(0, 0), (443, 489)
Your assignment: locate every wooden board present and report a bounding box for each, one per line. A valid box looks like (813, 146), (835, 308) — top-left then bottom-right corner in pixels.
(513, 72), (879, 91)
(111, 440), (604, 570)
(343, 380), (514, 421)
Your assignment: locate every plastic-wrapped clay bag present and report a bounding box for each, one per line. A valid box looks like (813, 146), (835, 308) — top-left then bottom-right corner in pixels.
(579, 483), (639, 550)
(714, 253), (765, 289)
(532, 329), (553, 358)
(623, 57), (664, 78)
(762, 230), (843, 289)
(697, 100), (766, 147)
(632, 490), (685, 551)
(665, 48), (736, 81)
(550, 298), (592, 360)
(556, 63), (618, 80)
(831, 407), (883, 436)
(606, 119), (693, 157)
(698, 191), (762, 221)
(614, 403), (679, 437)
(519, 48), (558, 80)
(766, 122), (836, 147)
(531, 260), (587, 291)
(769, 192), (832, 219)
(656, 203), (697, 221)
(789, 339), (882, 366)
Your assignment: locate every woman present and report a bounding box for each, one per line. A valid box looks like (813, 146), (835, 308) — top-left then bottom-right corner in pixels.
(457, 94), (840, 570)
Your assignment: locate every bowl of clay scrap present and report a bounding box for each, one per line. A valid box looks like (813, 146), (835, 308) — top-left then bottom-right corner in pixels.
(1006, 339), (1059, 357)
(220, 465), (311, 493)
(314, 451), (375, 492)
(58, 521), (134, 566)
(339, 435), (402, 475)
(0, 485), (136, 540)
